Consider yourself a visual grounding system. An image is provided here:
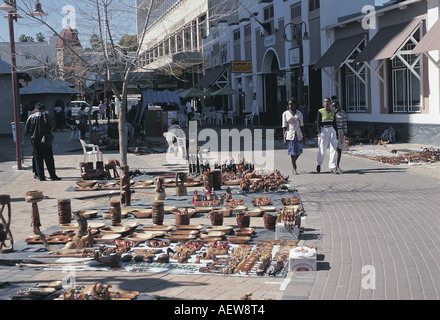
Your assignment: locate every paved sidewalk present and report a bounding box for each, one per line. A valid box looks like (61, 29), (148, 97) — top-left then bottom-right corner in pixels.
(0, 129), (439, 301)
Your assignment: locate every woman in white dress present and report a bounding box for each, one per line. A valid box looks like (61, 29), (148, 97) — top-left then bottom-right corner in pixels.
(282, 98), (306, 175)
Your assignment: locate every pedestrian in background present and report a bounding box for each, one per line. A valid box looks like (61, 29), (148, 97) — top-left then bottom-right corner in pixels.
(78, 105), (88, 139)
(25, 104), (61, 181)
(282, 97), (305, 175)
(334, 101), (348, 172)
(316, 97), (338, 174)
(98, 100), (106, 120)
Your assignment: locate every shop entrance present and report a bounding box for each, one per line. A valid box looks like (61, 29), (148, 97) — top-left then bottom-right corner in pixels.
(262, 51), (285, 126)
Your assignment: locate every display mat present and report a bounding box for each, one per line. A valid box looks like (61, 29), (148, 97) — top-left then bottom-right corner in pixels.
(9, 184), (304, 279)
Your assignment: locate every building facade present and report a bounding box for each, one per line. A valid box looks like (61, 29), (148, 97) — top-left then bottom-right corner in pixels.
(316, 0), (440, 144)
(136, 0), (238, 91)
(136, 0), (440, 142)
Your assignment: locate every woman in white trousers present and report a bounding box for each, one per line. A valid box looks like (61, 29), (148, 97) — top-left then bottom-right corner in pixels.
(316, 98), (338, 174)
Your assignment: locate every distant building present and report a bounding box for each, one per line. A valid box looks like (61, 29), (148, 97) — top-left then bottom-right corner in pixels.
(55, 25), (84, 91)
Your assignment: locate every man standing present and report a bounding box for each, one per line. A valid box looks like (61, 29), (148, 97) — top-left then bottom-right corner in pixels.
(186, 100), (193, 120)
(316, 97), (338, 174)
(25, 104), (61, 181)
(98, 100), (106, 120)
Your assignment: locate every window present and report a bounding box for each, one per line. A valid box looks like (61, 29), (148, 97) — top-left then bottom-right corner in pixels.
(244, 24), (251, 38)
(177, 32), (183, 52)
(345, 64), (366, 113)
(309, 0), (320, 11)
(291, 2), (301, 19)
(263, 5), (274, 34)
(264, 5), (274, 21)
(391, 32), (422, 113)
(233, 30), (240, 42)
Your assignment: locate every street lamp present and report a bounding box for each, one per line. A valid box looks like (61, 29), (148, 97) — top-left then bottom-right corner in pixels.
(283, 22), (309, 107)
(0, 0), (47, 170)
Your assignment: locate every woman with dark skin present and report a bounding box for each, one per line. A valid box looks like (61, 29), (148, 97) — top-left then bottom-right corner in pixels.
(282, 98), (306, 175)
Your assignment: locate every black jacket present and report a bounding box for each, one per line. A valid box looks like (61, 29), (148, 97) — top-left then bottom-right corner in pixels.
(25, 111), (52, 141)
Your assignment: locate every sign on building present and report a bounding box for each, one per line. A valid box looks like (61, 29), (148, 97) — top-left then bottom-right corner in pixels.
(232, 61), (252, 73)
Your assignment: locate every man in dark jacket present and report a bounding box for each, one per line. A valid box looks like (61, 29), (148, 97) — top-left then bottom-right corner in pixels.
(25, 104), (61, 181)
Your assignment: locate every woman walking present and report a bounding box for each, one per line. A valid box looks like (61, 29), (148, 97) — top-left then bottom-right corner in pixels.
(333, 101), (348, 172)
(282, 97), (305, 175)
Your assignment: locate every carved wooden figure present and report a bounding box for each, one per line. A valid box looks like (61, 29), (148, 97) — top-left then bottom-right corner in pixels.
(175, 172), (187, 197)
(155, 176), (166, 200)
(0, 195), (13, 253)
(105, 159), (120, 179)
(120, 165), (131, 206)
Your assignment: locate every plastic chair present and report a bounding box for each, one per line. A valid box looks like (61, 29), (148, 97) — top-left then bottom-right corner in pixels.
(178, 113), (188, 128)
(163, 132), (187, 158)
(226, 111), (235, 125)
(245, 104), (260, 127)
(79, 139), (103, 162)
(193, 113), (203, 127)
(215, 112), (224, 126)
(245, 113), (254, 127)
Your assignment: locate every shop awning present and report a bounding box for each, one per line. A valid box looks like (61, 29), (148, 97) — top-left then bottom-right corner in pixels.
(354, 19), (423, 63)
(313, 33), (367, 69)
(195, 66), (228, 88)
(412, 19), (440, 54)
(142, 90), (183, 113)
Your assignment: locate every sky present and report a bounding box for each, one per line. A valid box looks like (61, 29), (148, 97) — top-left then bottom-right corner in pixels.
(0, 0), (137, 46)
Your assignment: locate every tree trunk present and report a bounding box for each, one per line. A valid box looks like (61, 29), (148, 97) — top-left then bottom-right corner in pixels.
(118, 81), (128, 165)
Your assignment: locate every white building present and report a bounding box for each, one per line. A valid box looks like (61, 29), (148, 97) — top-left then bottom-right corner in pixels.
(136, 0), (238, 90)
(200, 0), (322, 125)
(316, 0), (440, 144)
(136, 0), (440, 143)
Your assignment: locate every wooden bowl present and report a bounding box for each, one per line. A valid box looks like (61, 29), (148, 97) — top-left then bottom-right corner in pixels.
(76, 180), (98, 188)
(259, 206), (277, 212)
(25, 190), (44, 202)
(169, 230), (199, 235)
(205, 230), (226, 237)
(227, 236), (251, 244)
(124, 231), (165, 242)
(79, 210), (98, 219)
(94, 234), (121, 244)
(165, 234), (196, 242)
(100, 226), (131, 234)
(141, 225), (174, 232)
(175, 224), (204, 230)
(130, 209), (153, 218)
(246, 208), (262, 217)
(234, 229), (254, 236)
(205, 226), (234, 235)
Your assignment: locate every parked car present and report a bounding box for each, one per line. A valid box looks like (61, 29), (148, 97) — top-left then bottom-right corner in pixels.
(70, 101), (99, 118)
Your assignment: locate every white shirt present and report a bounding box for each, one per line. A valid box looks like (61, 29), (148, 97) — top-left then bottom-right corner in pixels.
(282, 110), (304, 141)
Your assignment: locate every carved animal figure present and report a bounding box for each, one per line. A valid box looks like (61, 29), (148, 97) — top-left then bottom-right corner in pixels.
(105, 159), (120, 179)
(155, 176), (166, 200)
(175, 172), (187, 196)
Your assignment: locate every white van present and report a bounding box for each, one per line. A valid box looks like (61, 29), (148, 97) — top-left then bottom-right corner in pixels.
(70, 101), (99, 118)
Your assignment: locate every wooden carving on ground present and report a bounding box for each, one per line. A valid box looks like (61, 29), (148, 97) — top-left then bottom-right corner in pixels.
(120, 165), (131, 206)
(0, 195), (13, 253)
(63, 211), (94, 250)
